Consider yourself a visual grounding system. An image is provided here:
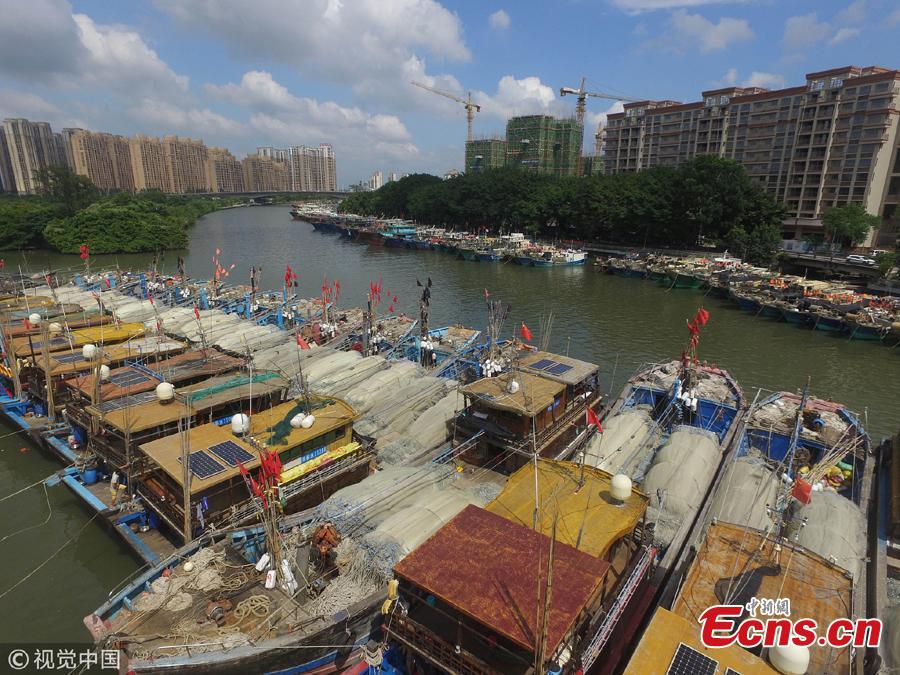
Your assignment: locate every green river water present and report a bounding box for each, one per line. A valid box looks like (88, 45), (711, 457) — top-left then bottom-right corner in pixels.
(1, 204), (897, 644)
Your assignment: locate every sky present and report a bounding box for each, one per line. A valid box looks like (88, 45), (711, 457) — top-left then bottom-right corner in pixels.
(0, 0), (898, 186)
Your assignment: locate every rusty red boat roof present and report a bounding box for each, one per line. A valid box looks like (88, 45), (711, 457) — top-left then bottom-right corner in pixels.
(393, 504), (609, 656)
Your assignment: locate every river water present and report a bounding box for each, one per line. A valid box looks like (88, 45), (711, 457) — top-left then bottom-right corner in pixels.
(2, 204), (898, 643)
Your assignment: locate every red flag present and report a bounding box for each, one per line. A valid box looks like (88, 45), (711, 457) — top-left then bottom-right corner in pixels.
(105, 277), (111, 288)
(792, 478), (812, 505)
(284, 265), (293, 286)
(586, 406), (602, 432)
(696, 307), (710, 326)
(237, 460), (249, 476)
(23, 318), (31, 330)
(296, 333), (310, 349)
(193, 305), (200, 321)
(520, 322), (533, 342)
(392, 295), (398, 303)
(388, 305), (395, 313)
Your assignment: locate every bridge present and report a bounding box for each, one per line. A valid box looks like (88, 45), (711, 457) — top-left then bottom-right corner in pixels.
(779, 252), (880, 279)
(196, 191), (349, 201)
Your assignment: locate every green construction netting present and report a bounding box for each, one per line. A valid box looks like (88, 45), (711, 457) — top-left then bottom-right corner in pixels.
(183, 371), (282, 404)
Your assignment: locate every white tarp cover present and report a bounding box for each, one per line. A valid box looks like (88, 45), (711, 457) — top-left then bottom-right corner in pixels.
(583, 409), (661, 477)
(787, 490), (866, 581)
(708, 456), (779, 533)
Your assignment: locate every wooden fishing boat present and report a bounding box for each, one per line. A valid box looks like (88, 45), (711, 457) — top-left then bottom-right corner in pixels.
(780, 302), (811, 325)
(666, 268), (703, 288)
(659, 389), (876, 675)
(810, 308), (845, 332)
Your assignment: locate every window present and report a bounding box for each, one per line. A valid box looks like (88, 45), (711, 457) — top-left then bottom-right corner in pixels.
(829, 77), (843, 89)
(859, 85), (871, 96)
(719, 95), (730, 105)
(809, 80), (825, 91)
(874, 82), (889, 92)
(705, 97), (716, 107)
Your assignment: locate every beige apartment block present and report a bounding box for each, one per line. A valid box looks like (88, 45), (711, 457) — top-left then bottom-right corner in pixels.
(130, 134), (171, 192)
(207, 147), (245, 193)
(2, 118), (64, 193)
(68, 129), (134, 192)
(288, 144), (337, 191)
(162, 136), (211, 193)
(604, 65), (900, 247)
(242, 155), (289, 192)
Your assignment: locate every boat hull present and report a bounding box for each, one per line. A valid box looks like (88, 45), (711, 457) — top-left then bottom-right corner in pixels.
(734, 295), (761, 312)
(813, 315), (845, 332)
(847, 324), (886, 341)
(669, 273), (703, 289)
(782, 308), (810, 325)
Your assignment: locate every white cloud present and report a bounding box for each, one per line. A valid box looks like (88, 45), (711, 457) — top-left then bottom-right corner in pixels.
(158, 0), (469, 105)
(0, 0), (84, 81)
(742, 71), (785, 89)
(488, 9), (510, 30)
(0, 90), (65, 122)
(474, 75), (566, 120)
(721, 67), (738, 86)
(73, 14), (188, 96)
(783, 13), (831, 51)
(828, 27), (860, 45)
(205, 70), (418, 170)
(664, 10), (754, 53)
(610, 0), (745, 13)
(585, 100), (625, 131)
(128, 99), (246, 137)
(835, 0), (866, 26)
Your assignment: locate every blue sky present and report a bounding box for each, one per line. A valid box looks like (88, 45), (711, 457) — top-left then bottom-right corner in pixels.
(0, 0), (897, 185)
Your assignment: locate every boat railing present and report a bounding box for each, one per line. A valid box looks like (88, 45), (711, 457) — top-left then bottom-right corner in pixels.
(385, 612), (497, 675)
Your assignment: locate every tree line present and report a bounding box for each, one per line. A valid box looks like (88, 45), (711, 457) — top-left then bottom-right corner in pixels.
(340, 157), (791, 263)
(1, 166), (235, 253)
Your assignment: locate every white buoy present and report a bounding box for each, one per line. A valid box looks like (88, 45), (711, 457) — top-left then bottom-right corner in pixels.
(99, 364), (110, 381)
(28, 312), (42, 326)
(769, 644), (810, 674)
(255, 553), (270, 572)
(265, 569), (277, 589)
(231, 413), (251, 435)
(300, 414), (315, 429)
(82, 343), (97, 360)
(48, 322), (62, 336)
(507, 379), (520, 394)
(610, 474), (633, 503)
(183, 561), (195, 573)
(155, 382), (175, 402)
(290, 414), (305, 429)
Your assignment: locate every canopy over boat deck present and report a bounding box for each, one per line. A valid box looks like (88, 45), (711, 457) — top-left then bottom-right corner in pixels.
(91, 370), (289, 434)
(486, 459), (647, 558)
(10, 322), (146, 357)
(393, 504), (609, 656)
(138, 396), (357, 495)
(519, 351), (599, 387)
(461, 371), (564, 417)
(44, 337), (186, 377)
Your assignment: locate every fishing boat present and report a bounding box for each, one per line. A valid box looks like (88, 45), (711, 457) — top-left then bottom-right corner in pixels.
(845, 311), (891, 341)
(810, 307), (845, 332)
(780, 301), (811, 325)
(758, 299), (783, 319)
(474, 245), (503, 262)
(551, 249), (587, 266)
(608, 258), (645, 278)
(85, 457), (505, 674)
(730, 288), (762, 313)
(666, 267), (704, 289)
(658, 387), (876, 675)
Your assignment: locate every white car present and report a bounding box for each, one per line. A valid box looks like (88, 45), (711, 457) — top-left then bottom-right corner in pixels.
(846, 254), (876, 266)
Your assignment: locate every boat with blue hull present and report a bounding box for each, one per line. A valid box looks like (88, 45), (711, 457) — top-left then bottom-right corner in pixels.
(811, 310), (845, 332)
(781, 305), (811, 324)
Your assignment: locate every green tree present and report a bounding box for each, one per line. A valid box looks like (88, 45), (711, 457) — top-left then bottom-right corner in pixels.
(822, 204), (879, 253)
(32, 165), (100, 216)
(0, 196), (61, 250)
(875, 251), (897, 278)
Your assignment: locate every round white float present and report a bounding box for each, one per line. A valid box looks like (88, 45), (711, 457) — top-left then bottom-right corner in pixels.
(769, 644), (810, 675)
(231, 413), (251, 435)
(82, 343), (97, 360)
(155, 382), (175, 402)
(610, 474), (633, 502)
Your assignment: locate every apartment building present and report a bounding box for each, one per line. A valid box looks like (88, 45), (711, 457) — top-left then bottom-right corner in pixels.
(604, 65), (900, 246)
(257, 146), (289, 163)
(287, 144), (336, 192)
(242, 154), (289, 192)
(2, 118), (66, 193)
(207, 147), (244, 193)
(0, 128), (15, 192)
(130, 134), (171, 192)
(67, 129), (135, 192)
(162, 136), (211, 193)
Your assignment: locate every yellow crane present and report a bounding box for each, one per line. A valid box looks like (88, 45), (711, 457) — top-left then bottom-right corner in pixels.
(411, 81), (482, 142)
(560, 77), (640, 175)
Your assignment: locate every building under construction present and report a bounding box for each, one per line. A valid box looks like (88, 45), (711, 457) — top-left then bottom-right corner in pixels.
(465, 115), (584, 177)
(464, 137), (507, 173)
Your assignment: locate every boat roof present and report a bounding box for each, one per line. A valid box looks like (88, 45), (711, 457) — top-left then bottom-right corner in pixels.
(486, 459), (648, 558)
(393, 504), (609, 656)
(93, 370), (289, 433)
(139, 396), (356, 494)
(11, 322), (146, 357)
(462, 371), (565, 417)
(45, 337), (186, 377)
(65, 348), (242, 399)
(519, 350), (599, 387)
(672, 521), (853, 674)
(623, 608), (777, 675)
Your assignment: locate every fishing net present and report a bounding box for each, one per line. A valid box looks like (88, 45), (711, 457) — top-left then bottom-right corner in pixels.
(353, 377), (452, 438)
(708, 456), (778, 532)
(183, 372), (282, 404)
(344, 360), (420, 415)
(315, 356), (389, 397)
(378, 390), (460, 465)
(584, 410), (661, 476)
(643, 426), (720, 548)
(787, 490), (866, 580)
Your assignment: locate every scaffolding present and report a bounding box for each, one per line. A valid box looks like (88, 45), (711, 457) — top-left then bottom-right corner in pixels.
(504, 115), (583, 177)
(464, 137), (507, 173)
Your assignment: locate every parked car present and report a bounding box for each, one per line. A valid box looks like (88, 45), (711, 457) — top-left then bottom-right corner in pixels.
(846, 254), (876, 266)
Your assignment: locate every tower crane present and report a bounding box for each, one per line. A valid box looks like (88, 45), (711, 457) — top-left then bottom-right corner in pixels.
(560, 77), (641, 175)
(411, 81), (481, 142)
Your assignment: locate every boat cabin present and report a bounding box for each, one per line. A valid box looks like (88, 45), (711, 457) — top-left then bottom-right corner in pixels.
(388, 460), (652, 675)
(77, 370), (289, 474)
(134, 396), (369, 544)
(455, 352), (600, 472)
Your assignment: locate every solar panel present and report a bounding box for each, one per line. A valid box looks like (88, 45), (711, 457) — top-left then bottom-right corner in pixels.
(666, 644), (717, 675)
(545, 362), (573, 375)
(108, 370), (151, 387)
(96, 390), (159, 413)
(177, 450), (226, 479)
(529, 358), (555, 370)
(54, 352), (87, 364)
(208, 440), (254, 467)
(725, 669), (743, 675)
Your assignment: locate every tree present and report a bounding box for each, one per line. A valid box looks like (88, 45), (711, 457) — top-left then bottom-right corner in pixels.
(822, 204), (879, 252)
(32, 165), (99, 216)
(0, 197), (60, 250)
(875, 251), (897, 278)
